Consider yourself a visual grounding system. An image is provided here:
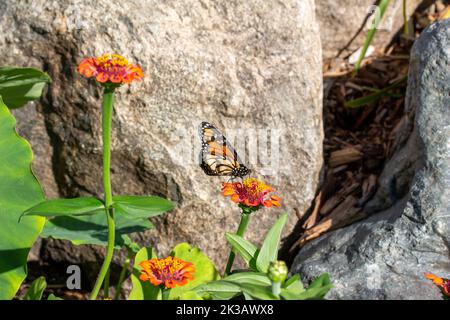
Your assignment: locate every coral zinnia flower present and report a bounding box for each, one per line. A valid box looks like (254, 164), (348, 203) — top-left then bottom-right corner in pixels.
(77, 53), (143, 85)
(222, 178), (281, 209)
(139, 256), (195, 289)
(424, 272), (450, 297)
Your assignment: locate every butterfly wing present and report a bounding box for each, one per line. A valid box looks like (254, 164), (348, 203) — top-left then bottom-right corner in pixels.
(199, 122), (250, 177)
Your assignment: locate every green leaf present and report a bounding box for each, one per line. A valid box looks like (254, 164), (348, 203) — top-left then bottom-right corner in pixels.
(22, 197), (105, 219)
(196, 275), (274, 301)
(238, 283), (278, 300)
(23, 276), (47, 300)
(0, 67), (51, 109)
(283, 274), (304, 293)
(112, 195), (174, 219)
(128, 247), (161, 300)
(280, 289), (301, 300)
(344, 76), (406, 109)
(282, 273), (332, 300)
(47, 294), (63, 300)
(225, 233), (259, 270)
(287, 284), (333, 300)
(194, 280), (241, 300)
(224, 272), (271, 287)
(308, 273), (332, 290)
(255, 213), (288, 273)
(243, 292), (254, 300)
(280, 275), (305, 300)
(0, 97), (45, 299)
(168, 243), (220, 300)
(123, 236), (142, 255)
(354, 0), (391, 73)
(179, 291), (204, 300)
(41, 210), (153, 248)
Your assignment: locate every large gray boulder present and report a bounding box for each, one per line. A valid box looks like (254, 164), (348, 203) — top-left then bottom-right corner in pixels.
(317, 0), (423, 60)
(0, 0), (323, 270)
(292, 19), (450, 300)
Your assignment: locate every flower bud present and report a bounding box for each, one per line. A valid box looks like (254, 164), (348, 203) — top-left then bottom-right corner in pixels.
(268, 260), (288, 283)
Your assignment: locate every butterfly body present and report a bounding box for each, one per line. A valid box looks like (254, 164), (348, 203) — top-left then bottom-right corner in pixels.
(199, 122), (251, 178)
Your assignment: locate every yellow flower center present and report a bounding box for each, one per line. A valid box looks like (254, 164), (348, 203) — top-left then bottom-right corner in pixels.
(95, 53), (129, 68)
(153, 257), (186, 274)
(243, 178), (269, 194)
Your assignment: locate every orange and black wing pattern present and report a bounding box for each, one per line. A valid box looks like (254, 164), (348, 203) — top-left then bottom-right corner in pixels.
(199, 122), (250, 178)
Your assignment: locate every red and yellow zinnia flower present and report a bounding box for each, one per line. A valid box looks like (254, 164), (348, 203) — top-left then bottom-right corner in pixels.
(424, 272), (450, 297)
(222, 178), (281, 209)
(77, 53), (143, 85)
(139, 256), (195, 289)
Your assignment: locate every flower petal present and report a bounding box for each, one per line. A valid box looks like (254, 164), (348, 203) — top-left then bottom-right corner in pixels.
(231, 194), (241, 203)
(96, 72), (109, 83)
(223, 188), (236, 196)
(424, 272), (445, 286)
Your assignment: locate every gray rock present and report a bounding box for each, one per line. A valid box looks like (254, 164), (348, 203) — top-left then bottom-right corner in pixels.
(292, 20), (450, 300)
(316, 0), (423, 61)
(0, 0), (323, 271)
(12, 105), (60, 199)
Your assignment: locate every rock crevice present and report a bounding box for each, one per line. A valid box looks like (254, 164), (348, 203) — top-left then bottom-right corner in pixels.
(293, 20), (450, 300)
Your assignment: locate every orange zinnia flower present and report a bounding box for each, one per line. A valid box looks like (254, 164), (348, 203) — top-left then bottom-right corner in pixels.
(424, 272), (450, 297)
(139, 256), (195, 289)
(222, 178), (281, 209)
(77, 53), (143, 85)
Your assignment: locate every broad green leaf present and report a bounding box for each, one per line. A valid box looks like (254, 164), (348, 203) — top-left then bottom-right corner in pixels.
(179, 291), (204, 300)
(225, 233), (258, 270)
(243, 292), (254, 300)
(0, 97), (45, 299)
(41, 210), (153, 247)
(194, 280), (241, 300)
(0, 67), (51, 109)
(168, 243), (220, 300)
(47, 294), (63, 300)
(112, 195), (174, 219)
(23, 276), (47, 300)
(255, 213), (288, 273)
(238, 283), (278, 300)
(224, 272), (271, 287)
(128, 247), (161, 300)
(354, 0), (390, 73)
(22, 197), (105, 219)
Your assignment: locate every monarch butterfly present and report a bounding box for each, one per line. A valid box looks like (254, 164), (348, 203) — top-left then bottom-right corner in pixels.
(199, 122), (251, 178)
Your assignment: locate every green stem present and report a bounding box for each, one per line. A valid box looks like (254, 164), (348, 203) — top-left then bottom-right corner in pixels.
(225, 212), (251, 276)
(162, 287), (170, 300)
(114, 255), (131, 300)
(89, 88), (116, 300)
(403, 0), (409, 36)
(271, 282), (281, 298)
(103, 268), (110, 298)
